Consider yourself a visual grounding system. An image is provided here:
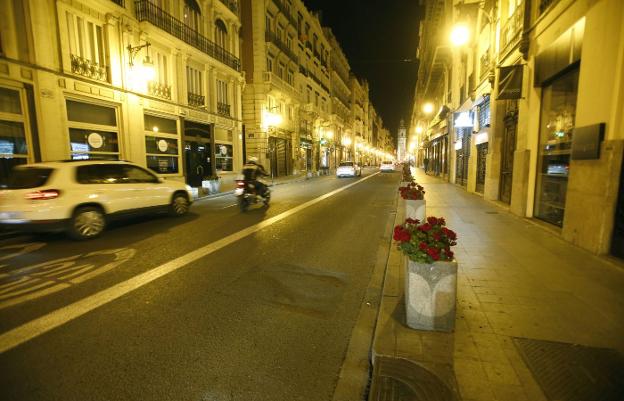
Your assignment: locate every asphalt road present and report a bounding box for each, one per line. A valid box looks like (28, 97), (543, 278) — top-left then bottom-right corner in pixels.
(0, 169), (399, 401)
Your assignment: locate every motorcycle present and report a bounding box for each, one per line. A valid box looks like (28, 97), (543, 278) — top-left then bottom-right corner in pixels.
(235, 179), (270, 211)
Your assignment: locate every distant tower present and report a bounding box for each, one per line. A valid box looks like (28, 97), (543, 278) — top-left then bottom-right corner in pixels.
(397, 120), (407, 162)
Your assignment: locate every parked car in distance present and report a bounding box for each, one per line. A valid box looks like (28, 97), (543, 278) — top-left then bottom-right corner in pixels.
(0, 160), (193, 240)
(336, 161), (362, 178)
(380, 160), (395, 172)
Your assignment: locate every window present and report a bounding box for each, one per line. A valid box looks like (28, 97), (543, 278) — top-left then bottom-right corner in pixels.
(217, 80), (229, 105)
(215, 19), (228, 50)
(66, 12), (105, 65)
(267, 56), (273, 72)
(286, 69), (294, 86)
(186, 66), (203, 98)
(144, 114), (180, 174)
(183, 3), (200, 32)
(76, 164), (157, 184)
(277, 24), (284, 41)
(153, 49), (169, 86)
(286, 34), (292, 50)
(3, 167), (52, 189)
(66, 100), (119, 160)
(215, 143), (233, 171)
(277, 62), (285, 79)
(266, 14), (273, 32)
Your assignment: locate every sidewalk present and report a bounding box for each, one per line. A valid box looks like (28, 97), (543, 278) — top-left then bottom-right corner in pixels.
(369, 169), (624, 401)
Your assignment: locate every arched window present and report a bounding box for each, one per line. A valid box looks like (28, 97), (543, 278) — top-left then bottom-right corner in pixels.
(215, 19), (228, 50)
(183, 0), (201, 32)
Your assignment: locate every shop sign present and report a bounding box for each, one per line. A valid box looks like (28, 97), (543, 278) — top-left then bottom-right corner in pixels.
(454, 112), (473, 128)
(157, 139), (168, 152)
(87, 133), (104, 149)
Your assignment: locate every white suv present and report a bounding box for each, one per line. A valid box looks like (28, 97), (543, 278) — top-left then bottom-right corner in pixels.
(0, 160), (193, 240)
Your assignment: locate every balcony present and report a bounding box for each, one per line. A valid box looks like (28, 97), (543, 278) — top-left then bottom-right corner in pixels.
(265, 30), (298, 63)
(188, 92), (205, 107)
(263, 71), (296, 96)
(218, 0), (238, 15)
(70, 54), (108, 82)
(500, 5), (523, 52)
(148, 81), (171, 99)
(217, 102), (231, 116)
(271, 0), (297, 27)
(135, 0), (240, 71)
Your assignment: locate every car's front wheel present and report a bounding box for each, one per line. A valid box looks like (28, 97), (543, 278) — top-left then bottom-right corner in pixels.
(68, 206), (106, 240)
(169, 192), (190, 216)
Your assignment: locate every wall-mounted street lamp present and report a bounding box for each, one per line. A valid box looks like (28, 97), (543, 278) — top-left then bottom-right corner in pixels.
(415, 126), (423, 134)
(127, 41), (155, 81)
(262, 106), (283, 131)
(341, 136), (352, 147)
(422, 102), (435, 115)
(450, 24), (470, 47)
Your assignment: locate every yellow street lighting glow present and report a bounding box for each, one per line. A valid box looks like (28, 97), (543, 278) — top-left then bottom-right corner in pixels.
(415, 126), (423, 134)
(325, 130), (334, 139)
(422, 103), (434, 114)
(262, 109), (283, 129)
(450, 24), (470, 46)
(342, 137), (352, 147)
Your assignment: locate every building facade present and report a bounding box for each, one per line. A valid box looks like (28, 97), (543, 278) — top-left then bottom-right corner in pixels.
(0, 0), (244, 197)
(411, 0), (624, 258)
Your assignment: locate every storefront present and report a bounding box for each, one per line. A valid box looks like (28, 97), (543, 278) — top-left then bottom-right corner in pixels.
(534, 67), (580, 226)
(0, 83), (37, 183)
(474, 95), (491, 194)
(67, 99), (120, 161)
(427, 129), (448, 177)
(143, 113), (180, 175)
(454, 110), (473, 187)
(268, 135), (290, 177)
(183, 120), (213, 189)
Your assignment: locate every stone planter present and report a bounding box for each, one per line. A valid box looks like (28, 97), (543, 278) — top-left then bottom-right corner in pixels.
(404, 257), (457, 332)
(202, 179), (221, 195)
(404, 198), (426, 222)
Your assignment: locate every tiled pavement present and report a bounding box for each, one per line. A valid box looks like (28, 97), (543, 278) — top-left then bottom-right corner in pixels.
(371, 169), (624, 401)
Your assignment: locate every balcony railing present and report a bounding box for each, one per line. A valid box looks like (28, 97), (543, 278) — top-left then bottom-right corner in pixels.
(539, 0), (555, 14)
(188, 92), (205, 107)
(70, 54), (108, 82)
(217, 102), (231, 116)
(331, 59), (350, 84)
(148, 81), (171, 99)
(218, 0), (238, 15)
(265, 30), (298, 63)
(110, 0), (124, 6)
(263, 71), (296, 95)
(500, 5), (523, 52)
(135, 0), (240, 71)
(271, 0), (297, 27)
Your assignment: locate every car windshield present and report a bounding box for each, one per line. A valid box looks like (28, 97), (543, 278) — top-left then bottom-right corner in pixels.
(1, 167), (54, 189)
(339, 162), (354, 167)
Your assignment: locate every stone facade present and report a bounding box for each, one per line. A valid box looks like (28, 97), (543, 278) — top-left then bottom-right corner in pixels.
(0, 0), (245, 194)
(410, 0), (624, 257)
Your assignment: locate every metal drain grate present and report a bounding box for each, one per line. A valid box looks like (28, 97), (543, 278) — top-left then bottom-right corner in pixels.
(368, 357), (459, 401)
(513, 338), (624, 401)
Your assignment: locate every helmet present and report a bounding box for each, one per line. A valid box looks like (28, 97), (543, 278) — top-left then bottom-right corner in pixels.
(247, 156), (258, 164)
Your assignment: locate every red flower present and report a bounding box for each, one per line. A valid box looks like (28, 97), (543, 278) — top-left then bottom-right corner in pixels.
(393, 226), (411, 242)
(419, 223), (432, 232)
(419, 242), (428, 250)
(427, 216), (439, 226)
(433, 232), (442, 241)
(406, 218), (420, 225)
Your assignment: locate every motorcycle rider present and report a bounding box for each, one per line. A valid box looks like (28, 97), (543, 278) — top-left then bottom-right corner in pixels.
(241, 156), (270, 197)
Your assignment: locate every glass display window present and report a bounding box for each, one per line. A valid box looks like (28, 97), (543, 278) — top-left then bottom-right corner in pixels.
(0, 86), (30, 184)
(534, 68), (579, 226)
(66, 99), (120, 160)
(144, 113), (180, 175)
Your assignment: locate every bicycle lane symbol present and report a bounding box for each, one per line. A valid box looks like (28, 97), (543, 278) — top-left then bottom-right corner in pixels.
(0, 244), (136, 310)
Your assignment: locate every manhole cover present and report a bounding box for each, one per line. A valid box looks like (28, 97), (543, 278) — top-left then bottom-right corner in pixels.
(368, 357), (458, 401)
(513, 338), (624, 401)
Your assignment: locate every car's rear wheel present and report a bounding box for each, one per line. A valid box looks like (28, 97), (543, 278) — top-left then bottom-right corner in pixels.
(68, 206), (106, 240)
(169, 193), (190, 216)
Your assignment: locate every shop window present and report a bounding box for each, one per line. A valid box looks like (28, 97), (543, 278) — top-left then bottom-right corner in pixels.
(215, 143), (233, 171)
(0, 87), (29, 183)
(144, 114), (179, 174)
(66, 99), (119, 160)
(534, 68), (579, 226)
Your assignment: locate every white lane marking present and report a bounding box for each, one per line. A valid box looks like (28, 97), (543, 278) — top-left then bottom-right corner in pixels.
(221, 204), (237, 209)
(0, 172), (380, 353)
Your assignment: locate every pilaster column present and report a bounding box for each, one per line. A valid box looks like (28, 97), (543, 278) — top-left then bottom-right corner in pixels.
(208, 66), (217, 113)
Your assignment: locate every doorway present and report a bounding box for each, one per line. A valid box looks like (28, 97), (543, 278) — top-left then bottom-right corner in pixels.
(183, 121), (213, 188)
(500, 101), (518, 204)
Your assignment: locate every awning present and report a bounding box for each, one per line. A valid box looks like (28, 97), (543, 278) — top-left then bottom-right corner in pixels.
(497, 64), (523, 100)
(184, 0), (201, 14)
(473, 93), (490, 106)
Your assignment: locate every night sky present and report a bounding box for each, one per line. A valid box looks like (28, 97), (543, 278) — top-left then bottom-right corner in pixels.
(305, 0), (424, 138)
